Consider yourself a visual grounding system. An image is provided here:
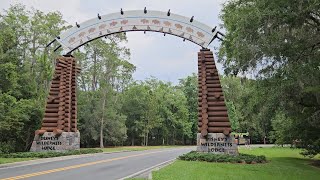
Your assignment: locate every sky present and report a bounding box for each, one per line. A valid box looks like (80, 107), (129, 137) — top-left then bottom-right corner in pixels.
(0, 0), (227, 84)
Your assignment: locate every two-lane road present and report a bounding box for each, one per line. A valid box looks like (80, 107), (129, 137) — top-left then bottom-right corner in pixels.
(0, 147), (194, 180)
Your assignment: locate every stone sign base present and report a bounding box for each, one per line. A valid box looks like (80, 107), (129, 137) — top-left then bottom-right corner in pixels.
(30, 131), (80, 152)
(197, 133), (238, 155)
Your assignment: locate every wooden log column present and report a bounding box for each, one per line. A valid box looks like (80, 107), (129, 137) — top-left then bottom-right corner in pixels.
(35, 56), (79, 136)
(197, 49), (232, 137)
(70, 58), (78, 132)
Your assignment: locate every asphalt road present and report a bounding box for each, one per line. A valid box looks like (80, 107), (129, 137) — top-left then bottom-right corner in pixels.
(0, 147), (194, 180)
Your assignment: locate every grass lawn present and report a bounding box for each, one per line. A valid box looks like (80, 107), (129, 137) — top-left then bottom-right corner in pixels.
(99, 145), (183, 152)
(152, 147), (320, 180)
(0, 158), (35, 164)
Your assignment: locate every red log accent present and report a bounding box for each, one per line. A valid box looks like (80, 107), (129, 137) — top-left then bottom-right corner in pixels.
(198, 122), (231, 127)
(208, 127), (231, 133)
(198, 96), (225, 101)
(53, 129), (63, 136)
(40, 127), (56, 131)
(35, 129), (47, 135)
(198, 106), (228, 111)
(198, 117), (229, 122)
(207, 111), (228, 116)
(42, 123), (58, 127)
(45, 109), (59, 113)
(44, 113), (59, 117)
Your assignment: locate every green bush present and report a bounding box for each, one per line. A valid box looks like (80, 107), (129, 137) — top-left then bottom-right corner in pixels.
(178, 151), (266, 164)
(0, 149), (103, 158)
(0, 142), (15, 154)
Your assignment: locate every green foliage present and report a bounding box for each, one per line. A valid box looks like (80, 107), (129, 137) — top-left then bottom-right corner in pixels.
(0, 4), (68, 152)
(0, 149), (103, 158)
(75, 37), (133, 148)
(121, 78), (192, 146)
(270, 111), (293, 145)
(178, 73), (198, 144)
(0, 63), (18, 93)
(219, 0), (320, 155)
(0, 93), (43, 152)
(0, 142), (15, 154)
(220, 76), (272, 143)
(179, 151), (266, 164)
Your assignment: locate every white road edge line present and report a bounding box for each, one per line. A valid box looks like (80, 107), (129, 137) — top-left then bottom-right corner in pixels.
(118, 158), (176, 180)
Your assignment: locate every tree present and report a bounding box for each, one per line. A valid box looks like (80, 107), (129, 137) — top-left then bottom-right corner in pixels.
(121, 82), (149, 146)
(121, 80), (162, 146)
(219, 0), (320, 155)
(75, 36), (134, 148)
(121, 78), (193, 146)
(0, 4), (67, 152)
(178, 74), (198, 144)
(151, 79), (191, 145)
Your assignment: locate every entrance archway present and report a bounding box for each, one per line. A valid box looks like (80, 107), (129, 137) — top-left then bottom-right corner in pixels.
(30, 9), (236, 154)
(49, 9), (221, 54)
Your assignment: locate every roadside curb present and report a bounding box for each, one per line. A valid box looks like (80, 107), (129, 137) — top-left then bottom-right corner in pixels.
(119, 158), (176, 180)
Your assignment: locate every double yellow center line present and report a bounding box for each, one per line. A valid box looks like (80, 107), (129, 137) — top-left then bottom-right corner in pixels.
(1, 150), (170, 180)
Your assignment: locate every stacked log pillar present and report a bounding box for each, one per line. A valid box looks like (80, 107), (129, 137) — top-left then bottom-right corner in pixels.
(197, 49), (238, 155)
(35, 57), (77, 135)
(31, 56), (80, 152)
(64, 58), (72, 132)
(199, 51), (209, 137)
(71, 58), (78, 132)
(198, 49), (231, 136)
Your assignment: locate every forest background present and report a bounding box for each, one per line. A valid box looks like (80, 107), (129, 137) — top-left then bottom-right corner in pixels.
(0, 1), (319, 156)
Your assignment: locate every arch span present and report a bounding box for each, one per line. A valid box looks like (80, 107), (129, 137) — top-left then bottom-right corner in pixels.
(52, 10), (218, 54)
(31, 9), (237, 154)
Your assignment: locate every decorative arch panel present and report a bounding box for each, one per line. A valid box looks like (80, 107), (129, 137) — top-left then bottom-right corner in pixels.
(55, 10), (218, 54)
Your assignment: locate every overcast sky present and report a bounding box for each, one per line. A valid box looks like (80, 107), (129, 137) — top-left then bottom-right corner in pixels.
(1, 0), (227, 84)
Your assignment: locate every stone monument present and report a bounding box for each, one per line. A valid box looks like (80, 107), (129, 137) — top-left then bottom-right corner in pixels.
(30, 132), (80, 152)
(197, 133), (238, 155)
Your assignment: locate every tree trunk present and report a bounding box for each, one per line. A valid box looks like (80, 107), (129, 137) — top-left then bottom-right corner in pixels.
(131, 135), (135, 146)
(146, 132), (149, 146)
(166, 135), (168, 145)
(25, 128), (31, 151)
(173, 131), (175, 145)
(142, 135), (145, 146)
(183, 134), (185, 145)
(31, 37), (36, 73)
(92, 48), (97, 91)
(100, 92), (107, 148)
(100, 118), (104, 148)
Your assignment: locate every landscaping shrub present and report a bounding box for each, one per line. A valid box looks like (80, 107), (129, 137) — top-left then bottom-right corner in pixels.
(178, 151), (266, 164)
(0, 142), (15, 154)
(0, 149), (103, 158)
